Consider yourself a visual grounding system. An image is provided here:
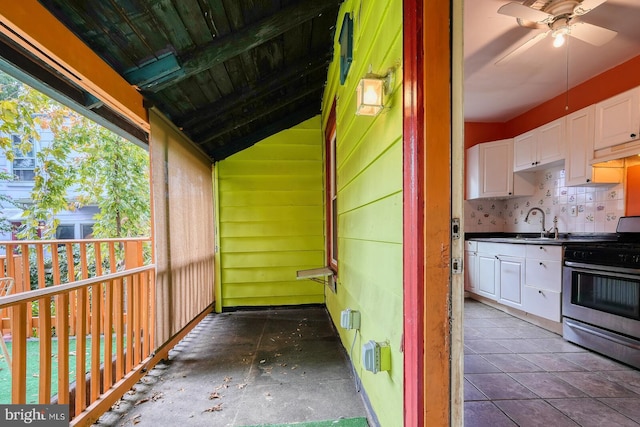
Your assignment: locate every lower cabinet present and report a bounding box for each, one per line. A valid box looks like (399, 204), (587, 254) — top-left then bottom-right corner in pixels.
(523, 286), (561, 322)
(477, 253), (498, 299)
(465, 241), (563, 322)
(499, 255), (525, 309)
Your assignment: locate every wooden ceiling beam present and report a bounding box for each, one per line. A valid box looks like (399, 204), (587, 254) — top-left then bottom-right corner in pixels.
(192, 84), (323, 145)
(178, 53), (331, 132)
(207, 102), (320, 161)
(137, 0), (340, 92)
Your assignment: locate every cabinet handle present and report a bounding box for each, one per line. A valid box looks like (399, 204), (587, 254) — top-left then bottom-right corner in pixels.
(586, 179), (591, 183)
(531, 162), (535, 166)
(631, 133), (637, 139)
(539, 262), (544, 266)
(538, 290), (543, 295)
(495, 255), (499, 259)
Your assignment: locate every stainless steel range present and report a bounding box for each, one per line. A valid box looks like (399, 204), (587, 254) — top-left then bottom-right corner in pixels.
(562, 216), (640, 369)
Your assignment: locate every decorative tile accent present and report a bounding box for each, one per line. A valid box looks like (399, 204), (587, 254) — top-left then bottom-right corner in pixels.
(465, 165), (625, 233)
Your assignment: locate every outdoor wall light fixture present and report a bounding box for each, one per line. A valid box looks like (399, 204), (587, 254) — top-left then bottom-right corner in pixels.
(355, 70), (393, 116)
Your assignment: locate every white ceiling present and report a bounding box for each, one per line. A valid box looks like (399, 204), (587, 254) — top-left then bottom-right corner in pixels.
(464, 0), (640, 122)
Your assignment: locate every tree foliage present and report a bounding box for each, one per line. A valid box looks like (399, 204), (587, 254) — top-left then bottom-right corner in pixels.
(0, 72), (150, 239)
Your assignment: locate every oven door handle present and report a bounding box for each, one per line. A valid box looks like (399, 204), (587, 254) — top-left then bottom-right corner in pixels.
(564, 261), (640, 276)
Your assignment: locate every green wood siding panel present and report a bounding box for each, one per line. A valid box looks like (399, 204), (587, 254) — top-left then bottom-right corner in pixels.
(220, 190), (322, 207)
(217, 116), (325, 308)
(321, 1), (403, 425)
(222, 236), (325, 253)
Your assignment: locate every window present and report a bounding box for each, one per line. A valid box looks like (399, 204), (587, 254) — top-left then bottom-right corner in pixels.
(325, 102), (338, 272)
(56, 224), (75, 240)
(11, 135), (36, 181)
(81, 223), (94, 239)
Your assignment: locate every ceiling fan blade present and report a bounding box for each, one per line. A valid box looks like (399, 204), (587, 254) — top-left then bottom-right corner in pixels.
(573, 0), (607, 16)
(495, 30), (550, 66)
(569, 21), (617, 46)
(497, 2), (553, 23)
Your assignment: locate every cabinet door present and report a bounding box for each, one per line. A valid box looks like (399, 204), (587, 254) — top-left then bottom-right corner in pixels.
(595, 87), (640, 150)
(481, 139), (513, 197)
(513, 130), (537, 171)
(464, 250), (478, 292)
(523, 286), (561, 322)
(499, 256), (524, 308)
(566, 105), (595, 186)
(477, 254), (498, 300)
(537, 118), (565, 166)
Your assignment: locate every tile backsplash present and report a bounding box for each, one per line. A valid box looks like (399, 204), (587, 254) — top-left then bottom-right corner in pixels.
(465, 165), (625, 234)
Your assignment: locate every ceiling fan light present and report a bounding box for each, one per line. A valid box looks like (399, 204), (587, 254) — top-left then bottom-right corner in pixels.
(553, 33), (566, 48)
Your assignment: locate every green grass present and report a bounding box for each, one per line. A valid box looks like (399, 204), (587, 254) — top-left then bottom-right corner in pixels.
(0, 335), (115, 404)
(245, 419), (369, 427)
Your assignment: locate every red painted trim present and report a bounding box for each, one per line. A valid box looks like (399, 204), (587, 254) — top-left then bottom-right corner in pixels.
(403, 0), (425, 425)
(324, 100), (338, 272)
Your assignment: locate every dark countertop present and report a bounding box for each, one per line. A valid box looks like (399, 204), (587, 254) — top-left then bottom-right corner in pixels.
(465, 232), (617, 246)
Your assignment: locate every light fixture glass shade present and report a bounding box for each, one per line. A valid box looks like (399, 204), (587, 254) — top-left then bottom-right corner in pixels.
(356, 76), (384, 116)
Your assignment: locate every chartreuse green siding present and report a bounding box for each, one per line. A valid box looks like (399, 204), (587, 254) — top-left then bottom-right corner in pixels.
(216, 117), (325, 308)
(322, 1), (403, 425)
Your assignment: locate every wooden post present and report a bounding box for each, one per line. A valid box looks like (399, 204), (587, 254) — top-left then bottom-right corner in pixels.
(10, 303), (27, 403)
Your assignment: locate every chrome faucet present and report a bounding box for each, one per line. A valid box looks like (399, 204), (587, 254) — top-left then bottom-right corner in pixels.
(525, 207), (546, 237)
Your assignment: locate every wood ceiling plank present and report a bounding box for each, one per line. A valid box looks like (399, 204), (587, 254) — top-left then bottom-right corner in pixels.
(147, 0), (195, 51)
(199, 0), (231, 37)
(172, 0), (214, 46)
(205, 100), (320, 160)
(142, 0), (340, 91)
(223, 56), (251, 93)
(41, 0), (139, 69)
(283, 21), (313, 67)
(176, 52), (331, 130)
(193, 82), (324, 145)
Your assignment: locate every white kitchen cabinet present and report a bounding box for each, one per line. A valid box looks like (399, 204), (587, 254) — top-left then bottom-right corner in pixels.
(565, 105), (623, 186)
(595, 86), (640, 150)
(523, 244), (562, 321)
(464, 241), (478, 293)
(513, 118), (565, 172)
(475, 242), (525, 303)
(477, 253), (498, 300)
(467, 139), (534, 199)
(498, 255), (524, 309)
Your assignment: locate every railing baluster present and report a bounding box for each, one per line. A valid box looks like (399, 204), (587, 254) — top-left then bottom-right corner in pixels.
(75, 287), (87, 415)
(90, 281), (101, 402)
(10, 302), (27, 403)
(20, 244), (32, 338)
(114, 274), (124, 381)
(38, 297), (52, 402)
(66, 243), (76, 337)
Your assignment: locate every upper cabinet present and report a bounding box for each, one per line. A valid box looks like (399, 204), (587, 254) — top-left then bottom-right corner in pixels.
(566, 105), (622, 186)
(467, 139), (535, 200)
(595, 87), (640, 150)
(514, 117), (565, 172)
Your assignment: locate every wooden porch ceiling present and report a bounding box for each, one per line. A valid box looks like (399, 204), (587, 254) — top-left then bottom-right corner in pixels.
(37, 0), (342, 161)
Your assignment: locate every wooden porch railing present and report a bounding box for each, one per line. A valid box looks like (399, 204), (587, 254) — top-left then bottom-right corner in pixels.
(0, 238), (155, 424)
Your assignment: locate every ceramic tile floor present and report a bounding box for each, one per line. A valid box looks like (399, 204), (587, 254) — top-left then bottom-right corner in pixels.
(464, 298), (640, 426)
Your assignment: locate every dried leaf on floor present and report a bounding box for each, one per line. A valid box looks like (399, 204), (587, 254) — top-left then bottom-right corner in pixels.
(223, 376), (232, 383)
(237, 383), (247, 389)
(203, 404), (223, 412)
(132, 414), (142, 425)
(151, 392), (164, 402)
(209, 391), (221, 400)
(178, 387), (185, 392)
(134, 398), (149, 406)
(259, 359), (266, 364)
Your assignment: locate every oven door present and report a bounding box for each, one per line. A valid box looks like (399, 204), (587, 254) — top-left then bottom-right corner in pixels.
(562, 262), (640, 340)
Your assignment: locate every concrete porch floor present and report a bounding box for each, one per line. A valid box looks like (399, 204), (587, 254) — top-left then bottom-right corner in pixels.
(94, 307), (369, 427)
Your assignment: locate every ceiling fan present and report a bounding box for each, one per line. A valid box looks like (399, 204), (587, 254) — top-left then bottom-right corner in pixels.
(496, 0), (617, 65)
